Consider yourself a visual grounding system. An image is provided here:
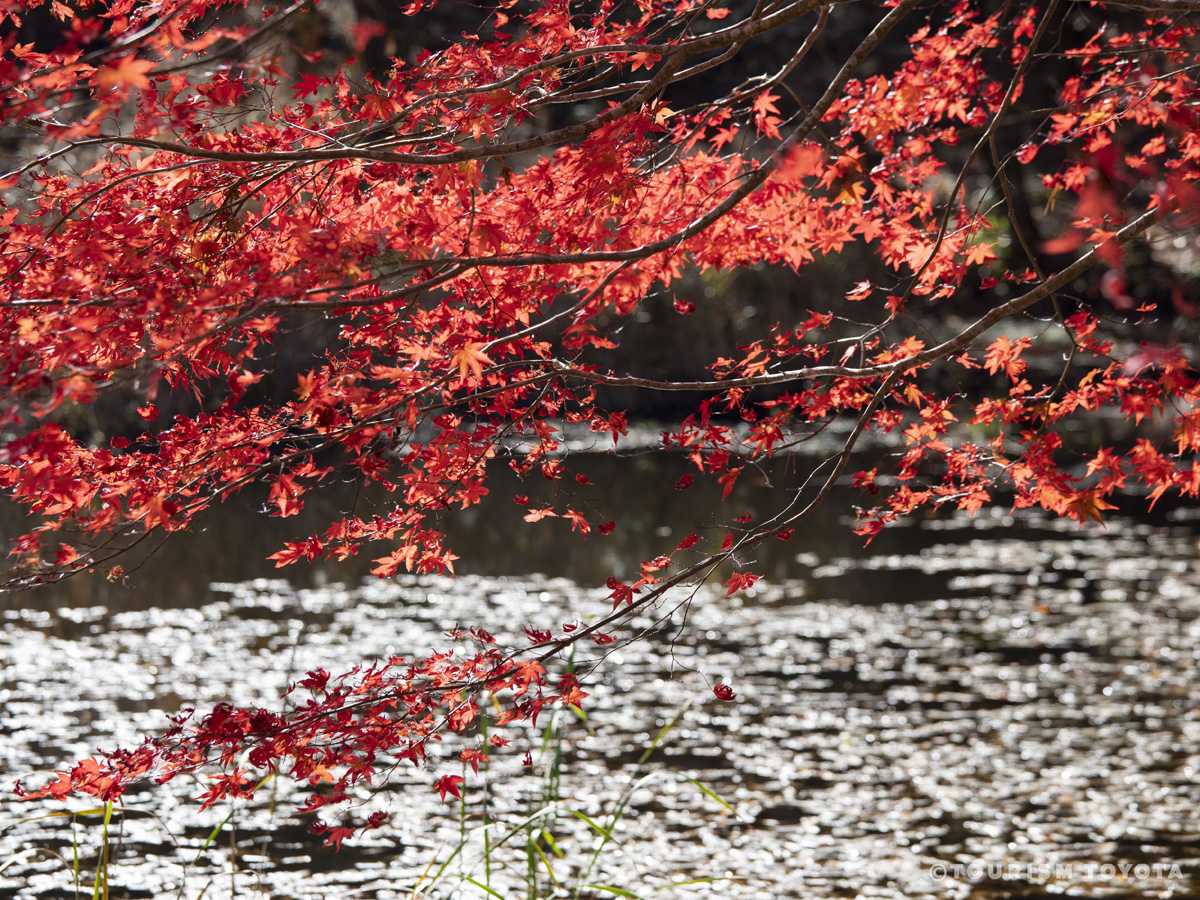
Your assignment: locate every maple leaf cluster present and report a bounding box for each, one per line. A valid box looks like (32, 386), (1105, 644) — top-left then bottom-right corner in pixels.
(2, 0), (1199, 844)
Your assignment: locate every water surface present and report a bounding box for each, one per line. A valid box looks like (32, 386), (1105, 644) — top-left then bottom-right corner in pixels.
(1, 485), (1198, 899)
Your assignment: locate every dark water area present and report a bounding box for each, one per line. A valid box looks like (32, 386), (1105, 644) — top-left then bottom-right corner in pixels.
(3, 449), (890, 613)
(3, 445), (1185, 615)
(2, 451), (1199, 899)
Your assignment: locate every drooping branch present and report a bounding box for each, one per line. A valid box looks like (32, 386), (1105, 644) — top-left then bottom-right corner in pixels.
(1066, 0), (1200, 11)
(46, 0), (839, 171)
(190, 0), (926, 330)
(552, 204), (1164, 393)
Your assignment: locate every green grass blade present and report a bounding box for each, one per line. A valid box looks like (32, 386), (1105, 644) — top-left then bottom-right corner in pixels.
(72, 814), (80, 900)
(0, 847), (66, 875)
(682, 777), (737, 816)
(190, 773), (272, 865)
(528, 839), (560, 888)
(420, 842), (467, 897)
(540, 829), (564, 859)
(637, 697), (693, 765)
(653, 877), (718, 890)
(2, 808), (110, 831)
(480, 711), (492, 885)
(192, 808), (236, 866)
(604, 772), (658, 834)
(575, 773), (660, 892)
(412, 804), (564, 898)
(566, 810), (615, 841)
(93, 801), (113, 900)
(582, 884), (643, 899)
(410, 857), (439, 897)
(464, 876), (507, 899)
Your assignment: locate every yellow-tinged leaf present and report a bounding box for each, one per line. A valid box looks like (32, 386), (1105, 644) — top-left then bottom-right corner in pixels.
(451, 342), (493, 382)
(95, 55), (154, 92)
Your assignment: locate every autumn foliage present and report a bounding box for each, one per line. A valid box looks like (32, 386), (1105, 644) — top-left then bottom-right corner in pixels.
(3, 0), (1200, 842)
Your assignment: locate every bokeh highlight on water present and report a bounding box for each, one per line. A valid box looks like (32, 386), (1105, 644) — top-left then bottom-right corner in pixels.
(2, 455), (1199, 899)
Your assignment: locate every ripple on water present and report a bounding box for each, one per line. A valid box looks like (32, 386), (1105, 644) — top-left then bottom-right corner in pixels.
(1, 512), (1198, 899)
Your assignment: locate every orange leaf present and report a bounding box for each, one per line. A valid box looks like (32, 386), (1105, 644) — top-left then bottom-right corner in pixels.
(451, 342), (493, 383)
(95, 55), (154, 92)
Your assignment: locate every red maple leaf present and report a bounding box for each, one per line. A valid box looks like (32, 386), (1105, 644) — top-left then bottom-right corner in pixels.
(723, 572), (760, 596)
(435, 774), (465, 803)
(95, 55), (154, 93)
(451, 342), (494, 383)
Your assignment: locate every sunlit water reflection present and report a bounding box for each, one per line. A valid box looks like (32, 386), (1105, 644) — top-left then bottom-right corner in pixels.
(2, 502), (1200, 899)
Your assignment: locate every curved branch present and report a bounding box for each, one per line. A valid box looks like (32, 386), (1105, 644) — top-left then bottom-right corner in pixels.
(287, 0), (925, 291)
(555, 205), (1163, 392)
(372, 0), (833, 133)
(67, 0), (841, 170)
(1067, 0), (1200, 11)
(902, 0), (1062, 304)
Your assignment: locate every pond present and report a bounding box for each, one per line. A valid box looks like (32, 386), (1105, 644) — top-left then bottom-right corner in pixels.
(1, 454), (1199, 900)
